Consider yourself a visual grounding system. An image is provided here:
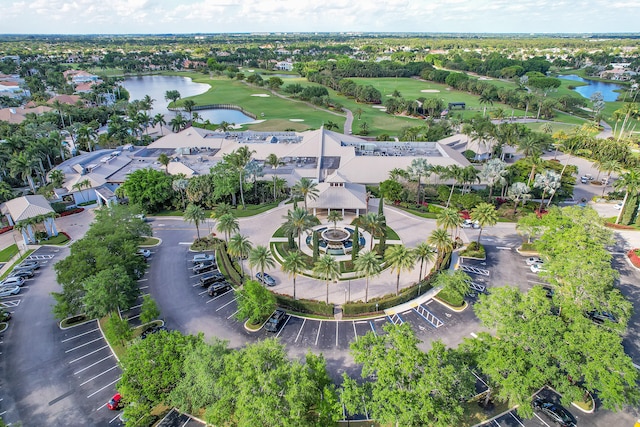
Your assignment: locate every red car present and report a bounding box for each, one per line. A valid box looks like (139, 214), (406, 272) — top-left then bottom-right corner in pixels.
(107, 393), (122, 410)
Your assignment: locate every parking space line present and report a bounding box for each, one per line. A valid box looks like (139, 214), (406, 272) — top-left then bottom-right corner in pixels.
(275, 315), (291, 338)
(62, 328), (99, 342)
(87, 377), (121, 398)
(295, 319), (306, 343)
(533, 413), (551, 427)
(527, 280), (547, 285)
(227, 309), (239, 320)
(369, 321), (377, 335)
(128, 314), (140, 320)
(74, 355), (114, 375)
(206, 290), (232, 303)
(69, 345), (108, 363)
(192, 282), (201, 287)
(215, 297), (237, 311)
(129, 304), (142, 310)
(0, 411), (6, 417)
(109, 413), (121, 423)
(198, 289), (209, 296)
(509, 411), (525, 427)
(352, 321), (358, 342)
(65, 337), (104, 353)
(137, 278), (148, 282)
(139, 285), (149, 290)
(80, 365), (118, 386)
(315, 321), (322, 346)
(335, 322), (339, 347)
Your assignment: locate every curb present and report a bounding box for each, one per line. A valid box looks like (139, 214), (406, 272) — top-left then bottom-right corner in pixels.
(433, 297), (468, 312)
(97, 317), (120, 363)
(59, 315), (95, 330)
(140, 237), (162, 247)
(244, 318), (265, 332)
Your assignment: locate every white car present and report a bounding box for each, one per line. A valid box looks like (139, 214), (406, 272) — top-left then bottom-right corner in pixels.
(0, 276), (25, 287)
(137, 249), (151, 258)
(192, 253), (214, 264)
(0, 286), (20, 297)
(461, 219), (480, 229)
(614, 202), (624, 210)
(530, 264), (547, 274)
(525, 257), (543, 266)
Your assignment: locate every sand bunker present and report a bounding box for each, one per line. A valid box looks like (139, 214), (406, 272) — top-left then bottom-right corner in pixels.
(420, 89), (440, 93)
(372, 105), (386, 109)
(289, 119), (305, 122)
(251, 94), (270, 97)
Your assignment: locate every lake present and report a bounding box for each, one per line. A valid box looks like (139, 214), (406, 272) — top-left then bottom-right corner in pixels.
(558, 74), (624, 102)
(122, 75), (255, 124)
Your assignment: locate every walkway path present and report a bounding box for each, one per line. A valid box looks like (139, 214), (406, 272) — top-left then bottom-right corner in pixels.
(344, 108), (354, 134)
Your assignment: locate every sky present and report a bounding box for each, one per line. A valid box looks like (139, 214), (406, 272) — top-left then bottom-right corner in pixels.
(3, 0), (640, 35)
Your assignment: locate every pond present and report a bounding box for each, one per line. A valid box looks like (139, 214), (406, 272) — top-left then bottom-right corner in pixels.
(122, 75), (255, 124)
(558, 74), (624, 102)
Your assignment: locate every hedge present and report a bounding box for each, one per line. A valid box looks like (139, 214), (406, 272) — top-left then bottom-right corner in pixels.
(343, 272), (436, 317)
(273, 293), (335, 317)
(0, 225), (13, 235)
(215, 243), (244, 287)
(627, 249), (640, 269)
(59, 207), (84, 217)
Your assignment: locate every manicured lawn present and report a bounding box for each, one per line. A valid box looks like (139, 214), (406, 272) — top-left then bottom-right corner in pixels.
(0, 244), (19, 262)
(41, 234), (70, 246)
(0, 250), (34, 280)
(139, 237), (160, 246)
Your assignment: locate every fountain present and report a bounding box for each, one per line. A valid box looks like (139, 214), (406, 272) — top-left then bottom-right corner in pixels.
(306, 226), (366, 256)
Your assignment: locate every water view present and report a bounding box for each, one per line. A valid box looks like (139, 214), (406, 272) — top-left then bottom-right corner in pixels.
(122, 75), (255, 124)
(558, 74), (624, 102)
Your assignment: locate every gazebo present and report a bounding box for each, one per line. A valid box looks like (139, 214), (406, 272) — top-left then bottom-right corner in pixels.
(1, 195), (58, 245)
(307, 172), (368, 217)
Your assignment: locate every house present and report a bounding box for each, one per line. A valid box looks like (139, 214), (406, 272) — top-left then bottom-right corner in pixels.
(0, 195), (58, 245)
(274, 61), (293, 71)
(0, 106), (54, 124)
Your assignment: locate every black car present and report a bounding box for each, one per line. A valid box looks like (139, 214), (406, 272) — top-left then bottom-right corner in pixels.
(200, 272), (225, 287)
(586, 310), (617, 324)
(264, 310), (286, 333)
(532, 398), (577, 427)
(194, 261), (217, 275)
(208, 282), (231, 297)
(140, 324), (168, 339)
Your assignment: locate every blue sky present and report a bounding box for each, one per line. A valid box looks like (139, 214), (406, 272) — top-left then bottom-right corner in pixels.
(3, 0), (639, 34)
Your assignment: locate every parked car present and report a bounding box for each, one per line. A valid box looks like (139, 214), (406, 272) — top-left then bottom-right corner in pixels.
(542, 286), (555, 299)
(532, 398), (576, 427)
(530, 264), (547, 274)
(107, 393), (122, 410)
(0, 286), (21, 297)
(14, 261), (39, 271)
(0, 276), (25, 287)
(586, 310), (617, 324)
(140, 324), (168, 339)
(192, 253), (214, 264)
(256, 272), (276, 287)
(133, 213), (147, 222)
(8, 269), (34, 279)
(0, 309), (12, 322)
(194, 261), (217, 275)
(614, 202), (624, 210)
(264, 310), (286, 332)
(525, 257), (543, 266)
(200, 272), (225, 287)
(137, 249), (151, 258)
(461, 219), (480, 229)
(208, 282), (231, 297)
(580, 176), (589, 184)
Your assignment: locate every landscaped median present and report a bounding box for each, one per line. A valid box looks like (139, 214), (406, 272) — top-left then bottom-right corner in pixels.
(627, 248), (640, 269)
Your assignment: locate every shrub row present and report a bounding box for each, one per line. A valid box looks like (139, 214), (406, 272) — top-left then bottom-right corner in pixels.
(59, 207), (84, 217)
(434, 288), (464, 308)
(0, 225), (13, 235)
(273, 293), (335, 317)
(215, 243), (243, 287)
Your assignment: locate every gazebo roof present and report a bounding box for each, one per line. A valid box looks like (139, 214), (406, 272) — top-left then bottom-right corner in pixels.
(307, 181), (367, 210)
(1, 195), (54, 222)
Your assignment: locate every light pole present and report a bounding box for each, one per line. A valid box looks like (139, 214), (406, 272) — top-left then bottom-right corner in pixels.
(348, 279), (351, 303)
(344, 288), (347, 304)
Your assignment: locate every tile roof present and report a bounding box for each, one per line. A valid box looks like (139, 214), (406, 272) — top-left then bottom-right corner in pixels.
(1, 195), (54, 222)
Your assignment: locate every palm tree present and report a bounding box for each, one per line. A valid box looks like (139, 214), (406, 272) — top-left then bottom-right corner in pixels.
(0, 181), (14, 203)
(441, 165), (464, 208)
(76, 125), (97, 152)
(265, 153), (284, 201)
(414, 242), (436, 281)
(184, 203), (206, 240)
(216, 213), (239, 241)
(427, 228), (454, 271)
(385, 245), (416, 296)
(508, 182), (531, 215)
(249, 245), (275, 285)
(407, 158), (431, 204)
(182, 100), (196, 122)
(614, 169), (640, 224)
(479, 158), (508, 200)
(354, 250), (382, 303)
(470, 203), (498, 245)
(169, 113), (187, 133)
(357, 212), (384, 250)
(158, 153), (171, 174)
(293, 177), (319, 212)
(227, 146), (255, 209)
(228, 233), (252, 277)
(313, 254), (341, 304)
(9, 152), (38, 193)
(72, 179), (92, 203)
(601, 160), (621, 197)
(172, 178), (189, 210)
(281, 251), (307, 300)
(533, 170), (561, 212)
(327, 210), (343, 230)
(436, 208), (462, 239)
(48, 169), (65, 188)
(479, 93), (494, 117)
(153, 113), (166, 136)
(283, 207), (314, 251)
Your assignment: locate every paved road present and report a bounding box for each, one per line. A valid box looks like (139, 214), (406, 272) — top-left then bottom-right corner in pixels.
(343, 108), (353, 135)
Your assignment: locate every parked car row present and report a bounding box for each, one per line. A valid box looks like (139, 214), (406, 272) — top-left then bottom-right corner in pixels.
(0, 260), (41, 297)
(190, 253), (233, 298)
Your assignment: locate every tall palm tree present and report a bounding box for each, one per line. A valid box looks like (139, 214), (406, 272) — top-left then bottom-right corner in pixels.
(249, 245), (275, 285)
(293, 177), (319, 212)
(153, 113), (166, 136)
(76, 125), (97, 152)
(182, 99), (196, 122)
(427, 228), (454, 271)
(414, 242), (436, 281)
(227, 146), (255, 209)
(601, 160), (621, 197)
(72, 179), (92, 203)
(158, 153), (171, 174)
(48, 169), (65, 188)
(282, 207), (314, 251)
(216, 213), (239, 241)
(508, 182), (531, 215)
(533, 170), (561, 211)
(470, 202), (498, 245)
(407, 158), (431, 205)
(354, 250), (382, 303)
(228, 233), (252, 277)
(9, 152), (38, 193)
(436, 208), (462, 239)
(184, 203), (206, 240)
(357, 212), (384, 250)
(313, 254), (340, 304)
(441, 165), (464, 208)
(169, 113), (187, 133)
(614, 169), (640, 224)
(385, 245), (416, 296)
(479, 93), (494, 117)
(327, 210), (343, 230)
(281, 251), (307, 300)
(265, 153), (284, 201)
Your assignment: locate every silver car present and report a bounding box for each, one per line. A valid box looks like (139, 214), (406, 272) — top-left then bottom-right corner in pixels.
(1, 276), (25, 287)
(0, 286), (21, 297)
